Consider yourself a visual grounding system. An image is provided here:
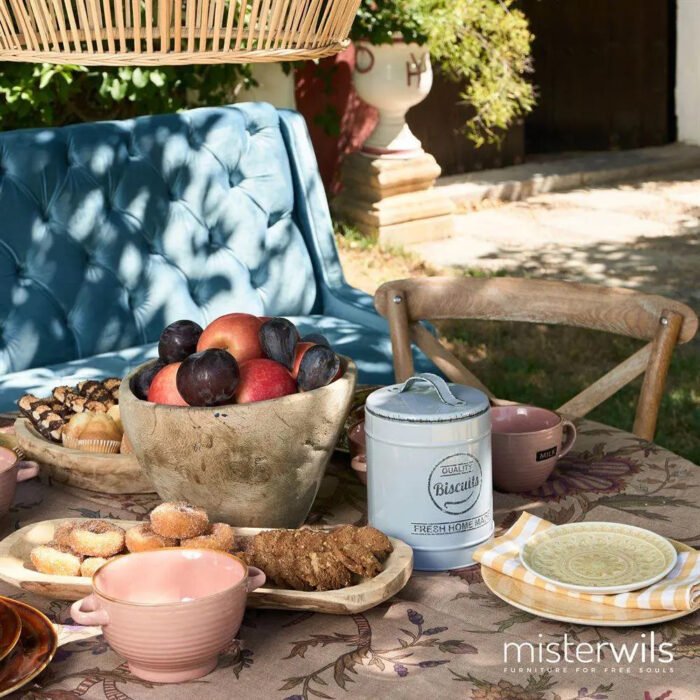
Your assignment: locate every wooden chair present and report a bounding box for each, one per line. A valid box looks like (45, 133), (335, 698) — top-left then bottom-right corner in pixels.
(374, 277), (698, 442)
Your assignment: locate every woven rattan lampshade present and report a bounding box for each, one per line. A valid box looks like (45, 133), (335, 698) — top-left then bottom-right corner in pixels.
(0, 0), (360, 64)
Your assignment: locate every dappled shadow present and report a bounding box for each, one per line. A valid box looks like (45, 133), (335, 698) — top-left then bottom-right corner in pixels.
(473, 230), (700, 310)
(0, 103), (322, 382)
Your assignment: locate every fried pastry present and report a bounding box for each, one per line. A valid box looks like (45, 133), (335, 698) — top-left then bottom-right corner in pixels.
(69, 519), (125, 557)
(237, 525), (391, 592)
(18, 377), (122, 444)
(150, 502), (209, 539)
(80, 556), (110, 577)
(53, 521), (77, 548)
(125, 523), (177, 552)
(30, 542), (82, 576)
(181, 523), (235, 552)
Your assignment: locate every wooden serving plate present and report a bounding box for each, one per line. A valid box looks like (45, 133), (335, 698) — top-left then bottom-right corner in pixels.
(14, 419), (155, 495)
(0, 519), (413, 615)
(482, 539), (697, 627)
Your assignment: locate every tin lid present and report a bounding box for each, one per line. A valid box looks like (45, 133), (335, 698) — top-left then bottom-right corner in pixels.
(365, 373), (490, 423)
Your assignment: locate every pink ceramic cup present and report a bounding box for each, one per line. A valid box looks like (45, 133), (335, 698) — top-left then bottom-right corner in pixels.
(348, 420), (367, 485)
(491, 405), (576, 493)
(70, 548), (266, 683)
(0, 447), (39, 517)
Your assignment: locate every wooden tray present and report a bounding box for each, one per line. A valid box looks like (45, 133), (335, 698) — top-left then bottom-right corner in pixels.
(14, 419), (155, 495)
(0, 519), (413, 615)
(482, 539), (697, 627)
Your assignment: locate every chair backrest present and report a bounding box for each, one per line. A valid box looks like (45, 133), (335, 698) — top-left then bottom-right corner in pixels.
(0, 103), (330, 376)
(375, 277), (698, 441)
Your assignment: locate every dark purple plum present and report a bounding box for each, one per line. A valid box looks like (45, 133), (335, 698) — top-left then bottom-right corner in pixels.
(297, 345), (340, 392)
(259, 317), (300, 370)
(158, 320), (203, 363)
(301, 333), (330, 348)
(130, 360), (166, 400)
(176, 349), (240, 406)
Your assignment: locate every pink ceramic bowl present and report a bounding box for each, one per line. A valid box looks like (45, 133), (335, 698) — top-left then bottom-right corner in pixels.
(71, 548), (265, 683)
(0, 446), (38, 517)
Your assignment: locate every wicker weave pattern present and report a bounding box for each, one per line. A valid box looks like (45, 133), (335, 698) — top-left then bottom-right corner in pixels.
(0, 0), (359, 64)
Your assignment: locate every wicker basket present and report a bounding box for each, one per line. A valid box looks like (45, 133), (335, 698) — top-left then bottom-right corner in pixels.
(0, 0), (360, 64)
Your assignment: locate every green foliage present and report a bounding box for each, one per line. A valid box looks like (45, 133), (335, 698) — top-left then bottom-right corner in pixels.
(352, 1), (428, 46)
(0, 61), (253, 131)
(351, 0), (535, 145)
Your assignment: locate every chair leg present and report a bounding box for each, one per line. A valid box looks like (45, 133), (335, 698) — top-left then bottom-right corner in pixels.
(633, 310), (683, 441)
(386, 290), (415, 383)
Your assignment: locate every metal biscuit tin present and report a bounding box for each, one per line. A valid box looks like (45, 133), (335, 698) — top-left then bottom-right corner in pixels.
(365, 373), (493, 570)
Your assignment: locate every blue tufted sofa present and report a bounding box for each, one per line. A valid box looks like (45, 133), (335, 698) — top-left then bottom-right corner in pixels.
(0, 103), (435, 410)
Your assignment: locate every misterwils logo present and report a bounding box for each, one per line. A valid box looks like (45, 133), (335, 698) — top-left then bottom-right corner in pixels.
(504, 632), (674, 665)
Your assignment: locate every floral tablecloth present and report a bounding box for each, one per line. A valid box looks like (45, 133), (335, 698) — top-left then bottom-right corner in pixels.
(2, 418), (699, 700)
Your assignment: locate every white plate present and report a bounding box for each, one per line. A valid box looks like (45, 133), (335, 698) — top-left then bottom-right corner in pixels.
(519, 521), (678, 595)
(0, 519), (412, 615)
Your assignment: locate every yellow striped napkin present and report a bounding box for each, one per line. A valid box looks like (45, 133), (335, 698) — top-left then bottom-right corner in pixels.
(473, 513), (700, 611)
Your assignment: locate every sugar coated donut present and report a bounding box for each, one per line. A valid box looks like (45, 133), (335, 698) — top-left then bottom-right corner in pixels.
(30, 543), (82, 576)
(80, 556), (110, 577)
(53, 521), (76, 548)
(125, 523), (177, 553)
(150, 502), (209, 539)
(69, 520), (125, 557)
(181, 523), (235, 552)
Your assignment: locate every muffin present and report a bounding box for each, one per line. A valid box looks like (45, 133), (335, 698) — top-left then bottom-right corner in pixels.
(62, 412), (123, 453)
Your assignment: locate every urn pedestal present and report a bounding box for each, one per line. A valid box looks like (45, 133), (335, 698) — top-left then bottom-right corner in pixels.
(335, 40), (455, 246)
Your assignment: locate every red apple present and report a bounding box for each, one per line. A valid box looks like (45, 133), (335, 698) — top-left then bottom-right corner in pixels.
(235, 359), (297, 404)
(147, 363), (188, 406)
(197, 313), (264, 364)
(291, 342), (315, 379)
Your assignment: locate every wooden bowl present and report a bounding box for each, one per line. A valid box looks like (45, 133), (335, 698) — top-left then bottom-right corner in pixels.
(14, 419), (155, 495)
(120, 357), (357, 528)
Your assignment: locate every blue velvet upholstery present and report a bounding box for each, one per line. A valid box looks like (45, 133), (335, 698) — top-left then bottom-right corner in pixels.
(0, 103), (435, 410)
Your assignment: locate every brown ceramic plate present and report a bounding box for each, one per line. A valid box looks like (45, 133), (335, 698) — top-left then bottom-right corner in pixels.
(0, 597), (57, 697)
(0, 599), (20, 663)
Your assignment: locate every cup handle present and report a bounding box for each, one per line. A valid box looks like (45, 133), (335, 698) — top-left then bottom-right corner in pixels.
(559, 419), (577, 459)
(15, 461), (39, 483)
(246, 566), (266, 592)
(71, 594), (110, 626)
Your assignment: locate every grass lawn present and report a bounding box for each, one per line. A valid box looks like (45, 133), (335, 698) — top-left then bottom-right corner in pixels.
(336, 229), (700, 465)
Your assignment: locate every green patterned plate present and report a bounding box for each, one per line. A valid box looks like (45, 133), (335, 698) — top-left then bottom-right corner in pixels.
(520, 522), (678, 595)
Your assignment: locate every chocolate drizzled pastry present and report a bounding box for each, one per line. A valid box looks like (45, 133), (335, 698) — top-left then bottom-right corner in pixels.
(236, 525), (392, 591)
(52, 385), (74, 404)
(18, 377), (122, 443)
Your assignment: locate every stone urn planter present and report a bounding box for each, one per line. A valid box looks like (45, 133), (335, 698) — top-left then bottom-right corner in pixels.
(120, 357), (357, 528)
(353, 39), (433, 157)
(242, 63), (297, 109)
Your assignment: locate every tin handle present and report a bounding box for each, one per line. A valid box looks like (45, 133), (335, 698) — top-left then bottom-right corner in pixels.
(399, 373), (465, 406)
